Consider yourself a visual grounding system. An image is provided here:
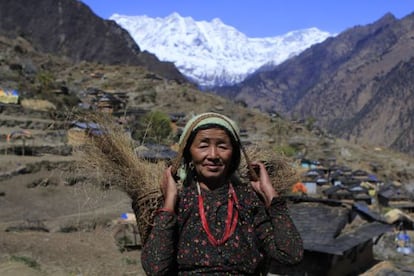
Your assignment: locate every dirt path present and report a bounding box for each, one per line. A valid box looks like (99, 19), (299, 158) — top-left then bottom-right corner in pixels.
(0, 152), (146, 275)
(0, 228), (145, 275)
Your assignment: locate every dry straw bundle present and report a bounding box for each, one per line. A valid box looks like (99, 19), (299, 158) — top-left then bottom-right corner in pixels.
(75, 112), (300, 243)
(74, 112), (165, 244)
(239, 145), (300, 195)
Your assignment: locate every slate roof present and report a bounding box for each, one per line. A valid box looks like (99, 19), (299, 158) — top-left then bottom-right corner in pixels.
(312, 222), (392, 255)
(135, 143), (177, 161)
(322, 185), (344, 195)
(322, 183), (370, 201)
(287, 197), (392, 255)
(70, 121), (100, 130)
(288, 200), (349, 250)
(352, 201), (386, 222)
(378, 184), (412, 201)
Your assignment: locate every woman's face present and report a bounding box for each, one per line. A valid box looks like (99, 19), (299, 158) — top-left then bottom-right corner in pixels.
(189, 127), (233, 183)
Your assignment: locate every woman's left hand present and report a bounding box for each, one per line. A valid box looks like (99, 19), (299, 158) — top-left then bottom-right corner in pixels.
(250, 161), (279, 207)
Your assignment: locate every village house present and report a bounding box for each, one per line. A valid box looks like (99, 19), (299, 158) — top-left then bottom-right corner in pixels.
(351, 169), (370, 181)
(377, 184), (414, 212)
(135, 143), (177, 162)
(67, 121), (101, 146)
(96, 94), (125, 113)
(269, 197), (393, 276)
(79, 88), (125, 113)
(0, 88), (19, 104)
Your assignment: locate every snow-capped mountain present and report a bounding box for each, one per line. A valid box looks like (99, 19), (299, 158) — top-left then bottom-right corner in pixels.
(110, 12), (333, 88)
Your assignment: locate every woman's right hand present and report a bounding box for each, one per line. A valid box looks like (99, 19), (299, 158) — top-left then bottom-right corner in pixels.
(160, 166), (178, 212)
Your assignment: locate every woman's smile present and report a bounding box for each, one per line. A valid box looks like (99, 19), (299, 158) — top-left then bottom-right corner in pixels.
(204, 163), (222, 171)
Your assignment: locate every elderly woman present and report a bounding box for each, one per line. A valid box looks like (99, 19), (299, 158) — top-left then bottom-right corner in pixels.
(141, 112), (303, 275)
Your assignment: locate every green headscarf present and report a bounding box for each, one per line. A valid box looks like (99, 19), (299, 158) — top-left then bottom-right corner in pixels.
(172, 112), (241, 183)
(179, 112), (240, 146)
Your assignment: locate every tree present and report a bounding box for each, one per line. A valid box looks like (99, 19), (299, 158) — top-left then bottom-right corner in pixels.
(134, 111), (172, 144)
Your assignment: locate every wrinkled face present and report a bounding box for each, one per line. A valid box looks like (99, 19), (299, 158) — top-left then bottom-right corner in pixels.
(189, 128), (233, 183)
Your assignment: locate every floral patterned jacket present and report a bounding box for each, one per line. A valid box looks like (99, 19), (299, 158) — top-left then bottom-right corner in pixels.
(141, 182), (303, 275)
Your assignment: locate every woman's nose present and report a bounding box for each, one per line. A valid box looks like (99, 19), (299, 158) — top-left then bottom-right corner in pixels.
(207, 146), (218, 158)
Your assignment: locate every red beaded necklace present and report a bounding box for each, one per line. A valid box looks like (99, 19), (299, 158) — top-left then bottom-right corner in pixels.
(197, 182), (239, 246)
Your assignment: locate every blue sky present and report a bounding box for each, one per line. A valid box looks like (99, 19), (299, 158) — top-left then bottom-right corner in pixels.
(81, 0), (413, 37)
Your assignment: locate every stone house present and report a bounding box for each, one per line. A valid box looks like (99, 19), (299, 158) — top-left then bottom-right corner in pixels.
(269, 197), (392, 276)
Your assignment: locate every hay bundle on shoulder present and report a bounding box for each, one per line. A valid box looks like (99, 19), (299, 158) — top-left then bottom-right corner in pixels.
(74, 113), (167, 244)
(75, 113), (300, 243)
(239, 145), (300, 195)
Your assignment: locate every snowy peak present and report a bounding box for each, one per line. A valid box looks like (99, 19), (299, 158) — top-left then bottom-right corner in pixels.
(110, 13), (333, 87)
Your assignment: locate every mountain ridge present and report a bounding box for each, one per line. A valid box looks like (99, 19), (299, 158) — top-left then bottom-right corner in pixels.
(110, 12), (332, 87)
(214, 12), (414, 156)
(0, 0), (412, 160)
(0, 0), (186, 83)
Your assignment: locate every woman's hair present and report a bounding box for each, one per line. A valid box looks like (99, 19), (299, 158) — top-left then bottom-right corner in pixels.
(182, 123), (241, 184)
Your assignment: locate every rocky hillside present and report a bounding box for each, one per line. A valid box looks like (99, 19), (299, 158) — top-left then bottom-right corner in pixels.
(1, 0), (411, 158)
(1, 22), (414, 276)
(0, 0), (186, 83)
(0, 0), (412, 183)
(1, 33), (413, 185)
(214, 13), (414, 156)
(1, 32), (414, 276)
